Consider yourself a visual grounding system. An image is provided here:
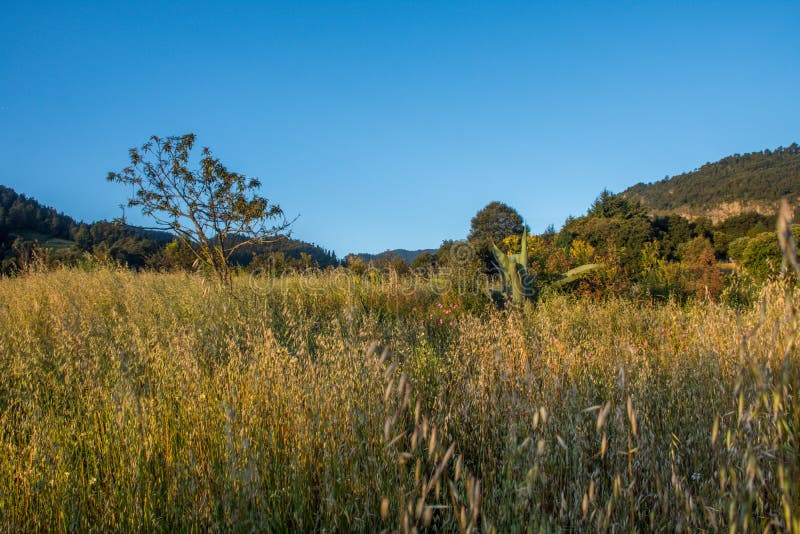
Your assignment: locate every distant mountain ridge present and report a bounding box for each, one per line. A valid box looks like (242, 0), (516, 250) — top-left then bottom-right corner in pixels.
(622, 143), (800, 222)
(357, 248), (436, 263)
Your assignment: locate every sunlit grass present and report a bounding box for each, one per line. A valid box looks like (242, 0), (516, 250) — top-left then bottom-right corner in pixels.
(0, 267), (797, 531)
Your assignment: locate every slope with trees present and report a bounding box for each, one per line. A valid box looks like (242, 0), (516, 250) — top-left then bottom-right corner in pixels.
(623, 143), (800, 220)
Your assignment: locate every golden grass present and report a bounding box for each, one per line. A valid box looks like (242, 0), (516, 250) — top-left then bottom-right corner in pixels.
(0, 267), (797, 531)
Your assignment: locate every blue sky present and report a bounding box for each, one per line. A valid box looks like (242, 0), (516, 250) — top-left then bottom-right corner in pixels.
(1, 1), (798, 256)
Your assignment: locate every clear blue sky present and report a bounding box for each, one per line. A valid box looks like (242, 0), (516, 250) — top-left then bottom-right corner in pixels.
(2, 1), (798, 256)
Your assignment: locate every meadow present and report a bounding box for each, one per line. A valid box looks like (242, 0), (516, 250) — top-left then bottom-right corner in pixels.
(0, 267), (798, 532)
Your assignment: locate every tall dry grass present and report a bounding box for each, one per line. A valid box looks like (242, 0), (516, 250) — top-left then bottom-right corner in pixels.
(0, 267), (797, 531)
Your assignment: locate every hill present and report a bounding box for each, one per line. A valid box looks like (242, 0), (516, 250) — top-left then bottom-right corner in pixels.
(357, 248), (436, 264)
(230, 236), (338, 269)
(622, 143), (800, 221)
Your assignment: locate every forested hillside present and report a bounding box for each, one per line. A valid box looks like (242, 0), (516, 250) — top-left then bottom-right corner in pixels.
(623, 144), (800, 219)
(357, 248), (436, 263)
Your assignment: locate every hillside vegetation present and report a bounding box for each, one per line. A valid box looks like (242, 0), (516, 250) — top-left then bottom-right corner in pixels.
(357, 248), (437, 264)
(1, 267), (798, 531)
(0, 184), (337, 273)
(623, 144), (800, 219)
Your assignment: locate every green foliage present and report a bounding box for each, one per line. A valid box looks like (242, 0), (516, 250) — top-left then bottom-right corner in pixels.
(231, 237), (337, 269)
(732, 226), (800, 281)
(0, 183), (335, 276)
(652, 214), (693, 260)
(493, 228), (600, 305)
(373, 252), (410, 275)
(434, 239), (483, 274)
(84, 221), (166, 268)
(468, 201), (525, 243)
(0, 185), (78, 272)
(358, 249), (435, 264)
(588, 189), (649, 219)
(562, 192), (655, 274)
(727, 236), (750, 262)
(715, 212), (775, 237)
(0, 185), (178, 272)
(558, 187), (780, 286)
(410, 251), (437, 272)
(741, 232), (782, 281)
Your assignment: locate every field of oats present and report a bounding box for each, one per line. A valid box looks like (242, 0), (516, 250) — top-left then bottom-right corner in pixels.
(0, 267), (798, 532)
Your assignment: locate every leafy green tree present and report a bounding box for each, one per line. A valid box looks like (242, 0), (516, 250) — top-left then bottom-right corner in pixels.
(714, 212), (774, 238)
(588, 189), (648, 220)
(727, 236), (750, 263)
(653, 214), (693, 260)
(467, 202), (527, 275)
(709, 213), (774, 259)
(468, 202), (525, 243)
(692, 217), (714, 240)
(741, 232), (780, 281)
(564, 193), (655, 274)
(73, 224), (92, 251)
(711, 231), (733, 258)
(108, 134), (291, 284)
(735, 226), (800, 280)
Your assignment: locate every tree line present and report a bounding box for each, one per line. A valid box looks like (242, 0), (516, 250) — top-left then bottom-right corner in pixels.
(379, 196), (786, 302)
(2, 134), (796, 302)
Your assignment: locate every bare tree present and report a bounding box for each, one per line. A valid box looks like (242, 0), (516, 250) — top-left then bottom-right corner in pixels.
(108, 134), (292, 284)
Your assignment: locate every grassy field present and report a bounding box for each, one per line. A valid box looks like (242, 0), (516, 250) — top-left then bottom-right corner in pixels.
(10, 231), (75, 251)
(0, 267), (798, 532)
